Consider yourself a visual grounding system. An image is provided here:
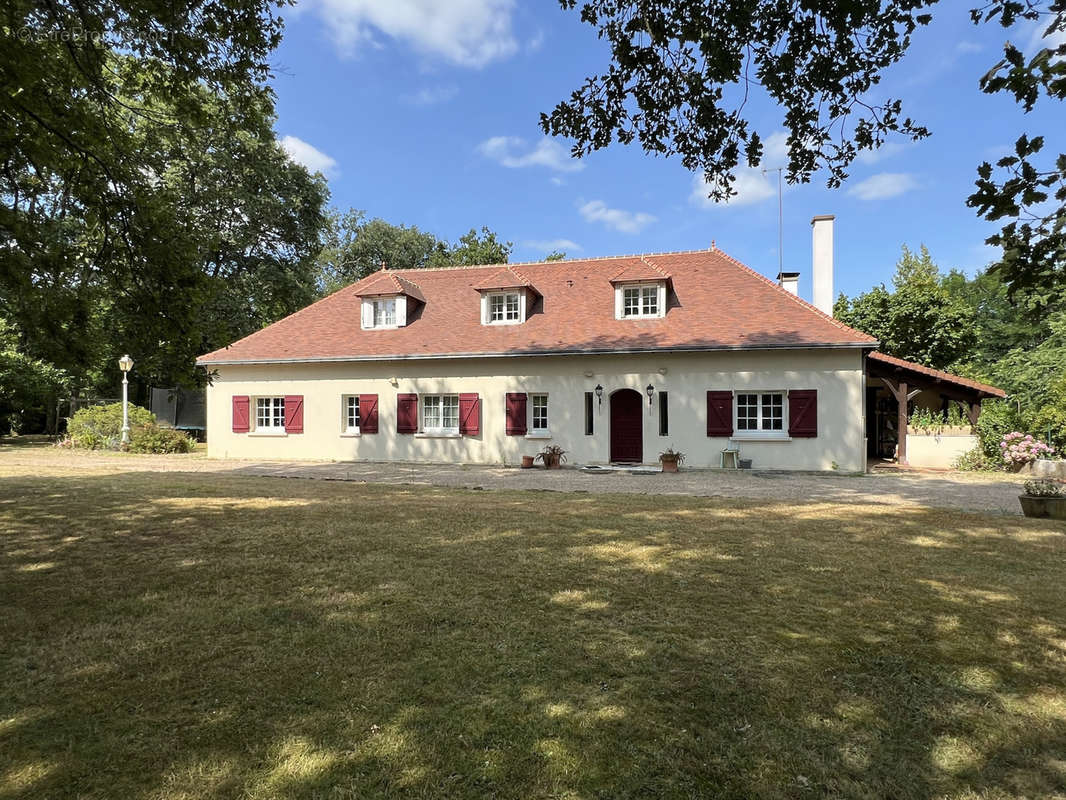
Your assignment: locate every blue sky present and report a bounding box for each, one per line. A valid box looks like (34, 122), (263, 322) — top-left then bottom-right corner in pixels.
(270, 2), (1063, 302)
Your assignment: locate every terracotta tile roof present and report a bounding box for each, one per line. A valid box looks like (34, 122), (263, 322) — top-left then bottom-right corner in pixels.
(867, 351), (1006, 398)
(197, 248), (878, 364)
(472, 266), (536, 291)
(609, 256), (672, 284)
(354, 270), (426, 302)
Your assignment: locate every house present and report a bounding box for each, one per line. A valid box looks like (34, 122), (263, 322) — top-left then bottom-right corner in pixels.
(196, 216), (1001, 470)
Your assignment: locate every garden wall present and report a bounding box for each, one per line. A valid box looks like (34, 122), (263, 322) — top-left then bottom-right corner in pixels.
(906, 430), (978, 469)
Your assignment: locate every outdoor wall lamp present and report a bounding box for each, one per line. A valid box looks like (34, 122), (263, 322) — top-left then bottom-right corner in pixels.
(594, 383), (603, 406)
(118, 354), (134, 446)
(646, 383), (655, 405)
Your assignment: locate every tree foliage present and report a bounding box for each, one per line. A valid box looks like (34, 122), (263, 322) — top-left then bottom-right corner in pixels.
(545, 0), (1065, 299)
(316, 212), (513, 295)
(834, 245), (976, 368)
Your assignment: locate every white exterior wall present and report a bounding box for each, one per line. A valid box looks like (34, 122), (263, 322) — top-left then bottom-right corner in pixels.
(205, 348), (867, 471)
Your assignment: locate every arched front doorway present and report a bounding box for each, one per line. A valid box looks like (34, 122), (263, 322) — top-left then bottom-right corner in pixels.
(610, 388), (643, 463)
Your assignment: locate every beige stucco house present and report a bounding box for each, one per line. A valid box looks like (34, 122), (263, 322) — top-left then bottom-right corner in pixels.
(196, 216), (1001, 470)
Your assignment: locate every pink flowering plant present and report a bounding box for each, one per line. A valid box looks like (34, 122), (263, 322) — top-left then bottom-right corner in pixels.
(1000, 432), (1055, 466)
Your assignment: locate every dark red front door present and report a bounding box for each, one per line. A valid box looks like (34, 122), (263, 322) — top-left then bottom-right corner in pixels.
(610, 389), (643, 463)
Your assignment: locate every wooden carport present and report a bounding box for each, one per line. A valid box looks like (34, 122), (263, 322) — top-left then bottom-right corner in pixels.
(866, 351), (1007, 466)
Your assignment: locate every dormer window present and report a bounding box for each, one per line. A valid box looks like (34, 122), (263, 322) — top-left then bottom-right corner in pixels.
(615, 282), (666, 320)
(360, 294), (407, 329)
(489, 292), (521, 324)
(372, 298), (396, 327)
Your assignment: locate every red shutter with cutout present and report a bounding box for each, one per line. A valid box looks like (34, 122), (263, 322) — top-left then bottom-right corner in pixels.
(505, 392), (527, 435)
(284, 395), (304, 433)
(788, 389), (818, 437)
(706, 391), (733, 437)
(232, 395), (250, 433)
(459, 393), (480, 436)
(359, 394), (378, 433)
(397, 393), (418, 434)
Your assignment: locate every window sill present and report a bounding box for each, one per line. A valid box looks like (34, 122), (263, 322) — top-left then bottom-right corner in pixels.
(249, 430), (287, 437)
(730, 435), (791, 442)
(484, 320), (523, 326)
(525, 432), (552, 439)
(414, 432), (461, 439)
(340, 431), (361, 438)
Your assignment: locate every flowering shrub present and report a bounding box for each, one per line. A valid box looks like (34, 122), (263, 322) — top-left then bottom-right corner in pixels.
(1023, 479), (1063, 497)
(1000, 432), (1055, 466)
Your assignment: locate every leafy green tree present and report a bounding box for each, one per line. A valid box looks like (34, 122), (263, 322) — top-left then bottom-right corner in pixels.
(544, 250), (567, 262)
(836, 246), (976, 368)
(430, 227), (513, 267)
(543, 1), (1064, 300)
(0, 318), (69, 434)
(2, 63), (328, 394)
(317, 214), (512, 294)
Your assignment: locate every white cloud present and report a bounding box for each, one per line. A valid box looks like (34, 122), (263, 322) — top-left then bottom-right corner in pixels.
(1026, 15), (1066, 56)
(524, 238), (582, 253)
(847, 172), (919, 201)
(855, 140), (908, 165)
(579, 200), (656, 234)
(403, 86), (458, 105)
(956, 40), (983, 54)
(527, 30), (545, 52)
(477, 136), (584, 173)
(281, 135), (338, 177)
(689, 130), (788, 209)
(690, 171), (775, 208)
(317, 0), (518, 67)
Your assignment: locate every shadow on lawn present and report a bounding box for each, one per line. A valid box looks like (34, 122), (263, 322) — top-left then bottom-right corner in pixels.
(1, 471), (1065, 799)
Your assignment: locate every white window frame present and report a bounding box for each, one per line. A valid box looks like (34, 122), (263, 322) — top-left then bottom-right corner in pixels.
(254, 396), (286, 434)
(733, 391), (788, 439)
(360, 295), (407, 329)
(615, 282), (666, 319)
(481, 291), (526, 325)
(530, 393), (549, 435)
(421, 393), (460, 435)
(342, 395), (360, 435)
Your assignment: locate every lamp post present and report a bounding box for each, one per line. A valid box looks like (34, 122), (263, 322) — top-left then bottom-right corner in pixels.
(119, 354), (134, 446)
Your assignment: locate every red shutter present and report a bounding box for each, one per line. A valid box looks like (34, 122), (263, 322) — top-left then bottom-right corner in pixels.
(505, 392), (527, 435)
(706, 391), (733, 437)
(459, 393), (480, 436)
(788, 389), (818, 437)
(397, 393), (418, 434)
(232, 395), (250, 433)
(359, 394), (378, 433)
(284, 395), (304, 433)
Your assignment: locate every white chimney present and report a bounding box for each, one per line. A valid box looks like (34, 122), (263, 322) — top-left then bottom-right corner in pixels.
(811, 214), (834, 315)
(777, 271), (800, 295)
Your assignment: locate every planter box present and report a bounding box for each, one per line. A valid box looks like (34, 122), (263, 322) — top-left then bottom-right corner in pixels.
(1019, 494), (1066, 520)
(907, 425), (973, 437)
(660, 458), (679, 473)
(906, 433), (979, 470)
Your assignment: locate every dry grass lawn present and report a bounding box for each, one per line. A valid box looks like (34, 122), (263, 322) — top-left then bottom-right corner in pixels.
(2, 464), (1065, 799)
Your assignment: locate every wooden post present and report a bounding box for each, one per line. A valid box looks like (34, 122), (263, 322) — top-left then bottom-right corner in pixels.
(881, 378), (911, 466)
(966, 402), (981, 428)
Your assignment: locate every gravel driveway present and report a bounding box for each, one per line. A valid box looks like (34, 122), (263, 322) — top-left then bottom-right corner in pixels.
(0, 445), (1032, 515)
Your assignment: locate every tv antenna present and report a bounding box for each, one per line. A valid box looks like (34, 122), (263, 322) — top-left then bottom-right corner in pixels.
(762, 166), (784, 275)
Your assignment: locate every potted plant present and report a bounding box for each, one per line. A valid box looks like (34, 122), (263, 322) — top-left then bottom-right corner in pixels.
(1019, 479), (1066, 520)
(534, 444), (567, 469)
(658, 446), (686, 473)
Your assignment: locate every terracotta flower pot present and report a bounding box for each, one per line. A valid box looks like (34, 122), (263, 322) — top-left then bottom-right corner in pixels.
(660, 458), (679, 473)
(546, 454), (561, 469)
(520, 455), (535, 469)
